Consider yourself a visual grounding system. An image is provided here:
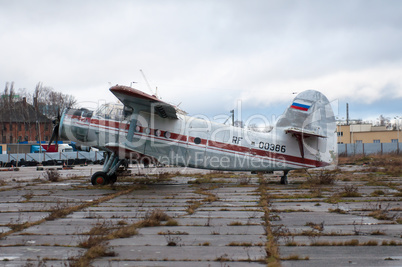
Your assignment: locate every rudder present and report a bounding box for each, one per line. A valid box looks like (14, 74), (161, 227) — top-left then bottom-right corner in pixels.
(276, 90), (337, 165)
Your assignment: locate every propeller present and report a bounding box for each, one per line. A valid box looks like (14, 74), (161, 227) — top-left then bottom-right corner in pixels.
(48, 110), (61, 150)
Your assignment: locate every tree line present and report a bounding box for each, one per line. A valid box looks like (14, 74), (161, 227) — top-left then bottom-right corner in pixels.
(1, 81), (77, 119)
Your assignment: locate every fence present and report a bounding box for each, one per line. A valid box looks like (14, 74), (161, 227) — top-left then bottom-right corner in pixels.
(0, 144), (400, 166)
(0, 151), (104, 166)
(338, 142), (401, 156)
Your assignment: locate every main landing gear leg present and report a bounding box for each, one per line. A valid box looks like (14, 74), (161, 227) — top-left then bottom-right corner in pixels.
(91, 152), (125, 186)
(280, 170), (289, 185)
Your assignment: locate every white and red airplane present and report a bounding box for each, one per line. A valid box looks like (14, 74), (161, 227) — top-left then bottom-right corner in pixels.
(50, 85), (336, 185)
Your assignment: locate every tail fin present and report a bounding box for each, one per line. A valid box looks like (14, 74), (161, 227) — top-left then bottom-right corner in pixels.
(277, 90), (337, 165)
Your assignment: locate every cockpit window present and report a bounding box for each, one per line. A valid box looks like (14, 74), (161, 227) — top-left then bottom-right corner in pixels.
(95, 103), (126, 121)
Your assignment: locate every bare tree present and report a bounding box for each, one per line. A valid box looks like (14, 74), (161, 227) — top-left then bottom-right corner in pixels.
(33, 82), (77, 119)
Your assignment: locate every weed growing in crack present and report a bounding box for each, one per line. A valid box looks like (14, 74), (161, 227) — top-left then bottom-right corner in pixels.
(163, 230), (183, 246)
(186, 200), (201, 215)
(306, 169), (337, 185)
(259, 181), (281, 266)
(43, 169), (61, 182)
(138, 208), (171, 227)
(367, 202), (399, 221)
(281, 254), (310, 261)
(165, 218), (179, 226)
(340, 185), (361, 197)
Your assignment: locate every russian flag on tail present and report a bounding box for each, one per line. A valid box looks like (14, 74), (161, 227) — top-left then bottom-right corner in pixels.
(290, 102), (311, 111)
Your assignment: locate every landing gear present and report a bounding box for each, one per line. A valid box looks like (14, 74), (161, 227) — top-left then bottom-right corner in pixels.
(280, 170), (289, 185)
(90, 172), (118, 185)
(91, 152), (125, 186)
(91, 171), (109, 185)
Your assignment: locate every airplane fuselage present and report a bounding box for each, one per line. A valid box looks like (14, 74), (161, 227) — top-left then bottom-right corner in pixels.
(61, 108), (326, 172)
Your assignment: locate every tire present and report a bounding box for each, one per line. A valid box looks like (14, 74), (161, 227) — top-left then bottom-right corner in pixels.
(91, 171), (109, 186)
(280, 176), (288, 185)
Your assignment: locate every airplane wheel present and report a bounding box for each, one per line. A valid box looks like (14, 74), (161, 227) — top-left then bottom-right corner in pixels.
(280, 176), (288, 185)
(109, 173), (117, 185)
(91, 171), (109, 185)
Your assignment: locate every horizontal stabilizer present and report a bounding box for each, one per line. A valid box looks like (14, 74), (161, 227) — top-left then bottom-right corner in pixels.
(284, 127), (327, 139)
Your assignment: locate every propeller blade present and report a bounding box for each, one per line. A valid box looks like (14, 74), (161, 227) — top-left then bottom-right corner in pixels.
(55, 128), (59, 151)
(57, 108), (61, 122)
(48, 124), (59, 148)
(48, 108), (61, 149)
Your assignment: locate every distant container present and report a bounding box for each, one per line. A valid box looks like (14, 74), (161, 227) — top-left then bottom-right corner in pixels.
(6, 144), (46, 154)
(7, 144), (31, 154)
(42, 143), (73, 152)
(30, 145), (47, 153)
(58, 144), (74, 152)
(0, 144), (6, 154)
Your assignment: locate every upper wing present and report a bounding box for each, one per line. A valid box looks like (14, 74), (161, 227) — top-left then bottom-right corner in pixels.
(109, 85), (179, 119)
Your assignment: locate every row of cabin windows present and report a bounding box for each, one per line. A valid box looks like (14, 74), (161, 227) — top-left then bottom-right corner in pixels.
(338, 132), (399, 143)
(354, 139), (399, 144)
(2, 123), (50, 132)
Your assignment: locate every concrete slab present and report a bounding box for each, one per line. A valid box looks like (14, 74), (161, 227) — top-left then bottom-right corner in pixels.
(280, 246), (402, 267)
(0, 164), (401, 267)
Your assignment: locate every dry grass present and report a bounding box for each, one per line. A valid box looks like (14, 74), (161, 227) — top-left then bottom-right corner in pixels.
(339, 155), (402, 176)
(367, 202), (398, 221)
(227, 242), (253, 246)
(165, 219), (179, 226)
(259, 182), (281, 266)
(138, 209), (171, 227)
(281, 254), (310, 261)
(308, 239), (386, 247)
(329, 208), (347, 214)
(228, 221), (244, 226)
(1, 187), (138, 240)
(382, 240), (402, 246)
(306, 170), (338, 185)
(108, 224), (138, 239)
(343, 239), (359, 246)
(186, 200), (201, 215)
(158, 230), (189, 235)
(339, 185), (362, 197)
(371, 190), (386, 197)
(43, 169), (61, 182)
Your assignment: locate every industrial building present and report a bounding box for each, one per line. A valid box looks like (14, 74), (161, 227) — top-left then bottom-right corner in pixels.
(337, 124), (400, 144)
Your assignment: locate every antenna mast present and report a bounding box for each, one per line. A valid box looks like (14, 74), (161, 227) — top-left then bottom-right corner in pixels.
(140, 69), (158, 98)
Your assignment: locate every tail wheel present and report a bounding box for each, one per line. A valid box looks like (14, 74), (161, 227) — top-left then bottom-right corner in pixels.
(91, 171), (109, 185)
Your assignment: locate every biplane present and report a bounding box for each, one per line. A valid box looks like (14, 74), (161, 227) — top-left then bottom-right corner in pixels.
(50, 86), (336, 185)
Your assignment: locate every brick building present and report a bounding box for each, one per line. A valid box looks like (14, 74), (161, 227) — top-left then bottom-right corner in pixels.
(0, 98), (53, 144)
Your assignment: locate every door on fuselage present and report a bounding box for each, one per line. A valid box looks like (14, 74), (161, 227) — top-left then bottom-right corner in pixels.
(186, 118), (209, 168)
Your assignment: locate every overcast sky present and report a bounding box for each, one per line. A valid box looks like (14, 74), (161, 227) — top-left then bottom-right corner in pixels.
(1, 0), (402, 124)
